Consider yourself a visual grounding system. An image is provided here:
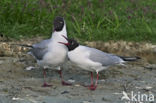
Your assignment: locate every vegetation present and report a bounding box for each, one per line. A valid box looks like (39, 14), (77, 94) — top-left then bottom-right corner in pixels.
(0, 0), (155, 42)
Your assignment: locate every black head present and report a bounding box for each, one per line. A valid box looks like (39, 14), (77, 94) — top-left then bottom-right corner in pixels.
(58, 35), (79, 51)
(66, 39), (79, 51)
(53, 16), (64, 32)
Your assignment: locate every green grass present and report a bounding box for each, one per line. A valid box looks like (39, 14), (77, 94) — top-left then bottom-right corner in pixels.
(0, 0), (156, 43)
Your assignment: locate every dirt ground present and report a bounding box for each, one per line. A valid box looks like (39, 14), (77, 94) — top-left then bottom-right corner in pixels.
(0, 37), (156, 103)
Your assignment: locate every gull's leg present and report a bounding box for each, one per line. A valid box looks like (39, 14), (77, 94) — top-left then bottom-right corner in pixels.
(90, 72), (94, 86)
(42, 68), (52, 87)
(95, 72), (99, 86)
(89, 72), (99, 90)
(81, 72), (94, 87)
(58, 69), (72, 86)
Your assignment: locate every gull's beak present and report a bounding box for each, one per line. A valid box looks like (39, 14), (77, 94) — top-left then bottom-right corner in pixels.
(58, 42), (69, 45)
(61, 35), (68, 40)
(58, 35), (69, 45)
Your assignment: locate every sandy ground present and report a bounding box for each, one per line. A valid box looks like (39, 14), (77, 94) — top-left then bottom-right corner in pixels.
(0, 37), (156, 103)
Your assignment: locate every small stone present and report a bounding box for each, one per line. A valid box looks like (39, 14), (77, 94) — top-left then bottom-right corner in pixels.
(61, 91), (69, 94)
(12, 97), (24, 101)
(25, 66), (35, 71)
(68, 79), (75, 83)
(82, 101), (92, 103)
(144, 64), (156, 70)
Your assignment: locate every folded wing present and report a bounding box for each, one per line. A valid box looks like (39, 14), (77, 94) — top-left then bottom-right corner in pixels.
(88, 47), (124, 66)
(30, 39), (50, 60)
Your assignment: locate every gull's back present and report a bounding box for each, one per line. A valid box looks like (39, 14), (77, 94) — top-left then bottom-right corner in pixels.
(85, 46), (125, 66)
(33, 39), (50, 48)
(30, 39), (51, 60)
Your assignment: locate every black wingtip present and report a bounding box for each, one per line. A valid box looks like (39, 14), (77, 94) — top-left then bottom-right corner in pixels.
(11, 44), (33, 48)
(119, 56), (141, 61)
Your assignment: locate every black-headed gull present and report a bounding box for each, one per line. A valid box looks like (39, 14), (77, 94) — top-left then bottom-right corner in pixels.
(59, 37), (140, 90)
(26, 16), (71, 87)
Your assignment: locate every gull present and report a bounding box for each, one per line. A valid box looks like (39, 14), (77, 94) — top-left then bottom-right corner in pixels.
(59, 37), (140, 90)
(19, 16), (71, 87)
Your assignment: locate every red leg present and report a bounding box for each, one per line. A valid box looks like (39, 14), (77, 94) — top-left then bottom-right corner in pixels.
(90, 72), (94, 86)
(42, 69), (52, 87)
(80, 72), (99, 90)
(81, 72), (94, 87)
(89, 72), (99, 90)
(58, 70), (72, 86)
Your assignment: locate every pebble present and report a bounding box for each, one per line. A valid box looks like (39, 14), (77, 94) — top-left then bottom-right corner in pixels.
(25, 66), (35, 71)
(12, 97), (24, 101)
(82, 101), (93, 103)
(67, 79), (75, 83)
(144, 64), (156, 70)
(61, 91), (69, 94)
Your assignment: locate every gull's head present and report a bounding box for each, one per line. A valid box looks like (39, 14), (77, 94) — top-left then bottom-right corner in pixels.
(53, 16), (64, 32)
(58, 35), (79, 51)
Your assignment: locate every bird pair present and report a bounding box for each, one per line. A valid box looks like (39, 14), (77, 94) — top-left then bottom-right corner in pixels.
(27, 16), (140, 90)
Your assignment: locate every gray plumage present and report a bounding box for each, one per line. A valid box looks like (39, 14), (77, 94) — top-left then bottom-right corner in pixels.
(29, 39), (51, 60)
(33, 39), (50, 48)
(12, 39), (50, 60)
(30, 47), (48, 60)
(88, 47), (124, 66)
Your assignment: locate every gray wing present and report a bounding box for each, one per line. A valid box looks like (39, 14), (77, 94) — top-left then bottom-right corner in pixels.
(32, 39), (50, 48)
(30, 47), (48, 60)
(88, 47), (123, 66)
(30, 39), (50, 60)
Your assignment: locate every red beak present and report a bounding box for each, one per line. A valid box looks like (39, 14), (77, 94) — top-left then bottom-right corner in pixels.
(58, 42), (69, 45)
(58, 35), (69, 45)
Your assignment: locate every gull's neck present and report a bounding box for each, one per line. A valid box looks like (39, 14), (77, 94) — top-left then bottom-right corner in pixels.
(51, 24), (67, 39)
(51, 24), (67, 43)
